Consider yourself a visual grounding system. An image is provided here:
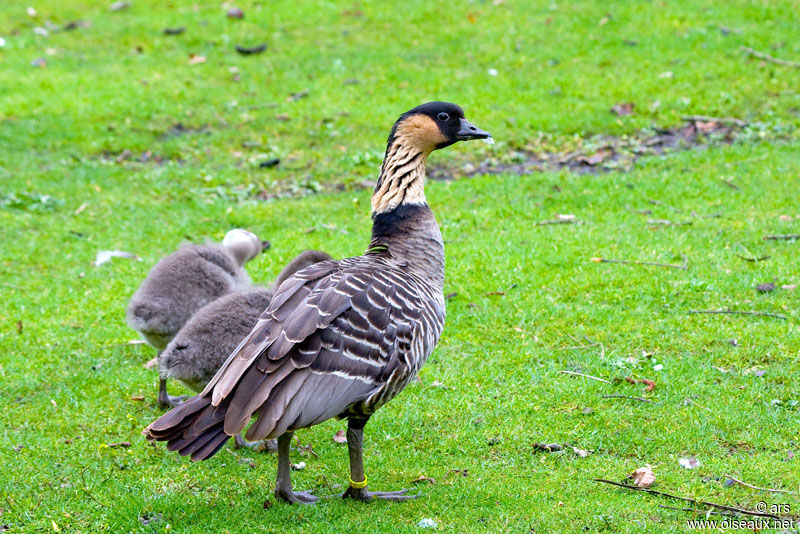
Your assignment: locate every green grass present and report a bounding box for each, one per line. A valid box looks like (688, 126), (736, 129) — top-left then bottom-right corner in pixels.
(2, 0), (800, 532)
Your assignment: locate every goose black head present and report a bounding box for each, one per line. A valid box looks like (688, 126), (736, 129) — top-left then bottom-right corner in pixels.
(389, 101), (491, 154)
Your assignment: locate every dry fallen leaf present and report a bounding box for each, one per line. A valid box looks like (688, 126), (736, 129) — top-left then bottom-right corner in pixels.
(109, 1), (130, 11)
(532, 443), (564, 452)
(411, 475), (436, 485)
(130, 395), (144, 401)
(756, 282), (776, 293)
(235, 44), (266, 55)
(625, 376), (656, 392)
(572, 447), (590, 458)
(610, 102), (634, 116)
(679, 457), (700, 469)
(93, 250), (141, 266)
(332, 430), (347, 444)
(631, 464), (655, 487)
(227, 6), (244, 19)
(581, 151), (607, 166)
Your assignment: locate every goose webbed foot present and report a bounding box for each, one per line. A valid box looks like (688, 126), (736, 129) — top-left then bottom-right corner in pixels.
(341, 418), (417, 502)
(274, 488), (318, 505)
(234, 433), (277, 452)
(273, 432), (317, 505)
(158, 394), (188, 408)
(342, 486), (417, 502)
(157, 378), (188, 408)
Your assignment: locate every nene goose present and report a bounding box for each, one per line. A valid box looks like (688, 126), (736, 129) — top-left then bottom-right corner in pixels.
(127, 228), (269, 407)
(145, 102), (490, 504)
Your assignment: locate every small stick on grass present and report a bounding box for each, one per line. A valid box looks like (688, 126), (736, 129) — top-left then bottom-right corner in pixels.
(558, 334), (605, 359)
(724, 474), (795, 494)
(601, 394), (655, 403)
(594, 478), (783, 520)
(741, 46), (800, 68)
(682, 115), (747, 127)
(763, 234), (800, 241)
(646, 219), (693, 227)
(646, 198), (683, 213)
(735, 254), (770, 262)
(583, 335), (606, 358)
(592, 255), (688, 270)
(658, 504), (733, 517)
(559, 370), (611, 384)
(689, 309), (787, 320)
(80, 468), (107, 508)
(536, 218), (579, 226)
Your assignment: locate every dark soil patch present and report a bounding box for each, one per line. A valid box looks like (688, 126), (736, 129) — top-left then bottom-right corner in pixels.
(158, 122), (210, 141)
(429, 118), (745, 181)
(99, 149), (180, 165)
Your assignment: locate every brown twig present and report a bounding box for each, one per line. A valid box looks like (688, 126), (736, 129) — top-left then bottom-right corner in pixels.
(724, 474), (795, 494)
(536, 218), (579, 226)
(80, 468), (107, 508)
(646, 219), (693, 227)
(763, 234), (800, 241)
(689, 309), (787, 320)
(593, 255), (688, 270)
(582, 335), (606, 359)
(646, 198), (683, 213)
(735, 254), (770, 262)
(601, 394), (655, 403)
(682, 115), (747, 127)
(741, 46), (800, 68)
(559, 370), (611, 384)
(558, 334), (606, 358)
(658, 504), (732, 517)
(594, 479), (782, 520)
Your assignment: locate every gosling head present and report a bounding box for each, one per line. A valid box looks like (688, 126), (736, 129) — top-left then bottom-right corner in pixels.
(222, 229), (269, 267)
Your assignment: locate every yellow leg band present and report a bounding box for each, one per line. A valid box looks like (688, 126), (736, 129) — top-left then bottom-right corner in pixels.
(349, 475), (368, 489)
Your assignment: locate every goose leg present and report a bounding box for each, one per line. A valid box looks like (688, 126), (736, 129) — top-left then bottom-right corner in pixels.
(157, 376), (188, 408)
(234, 432), (277, 452)
(274, 432), (318, 504)
(342, 417), (417, 502)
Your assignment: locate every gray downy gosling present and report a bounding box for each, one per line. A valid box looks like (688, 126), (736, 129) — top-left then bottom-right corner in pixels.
(127, 228), (269, 407)
(158, 250), (333, 451)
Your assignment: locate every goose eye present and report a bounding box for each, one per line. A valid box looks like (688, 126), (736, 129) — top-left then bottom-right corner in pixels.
(437, 112), (449, 121)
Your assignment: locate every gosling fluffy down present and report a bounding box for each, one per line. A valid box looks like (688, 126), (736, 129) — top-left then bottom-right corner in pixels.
(159, 250), (333, 392)
(126, 229), (268, 350)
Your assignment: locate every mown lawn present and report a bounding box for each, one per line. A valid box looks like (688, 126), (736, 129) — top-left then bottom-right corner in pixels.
(1, 1), (799, 532)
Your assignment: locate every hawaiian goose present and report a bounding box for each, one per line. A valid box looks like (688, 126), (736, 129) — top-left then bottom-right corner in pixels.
(144, 102), (491, 504)
(127, 228), (269, 407)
